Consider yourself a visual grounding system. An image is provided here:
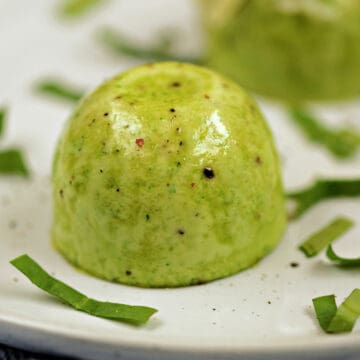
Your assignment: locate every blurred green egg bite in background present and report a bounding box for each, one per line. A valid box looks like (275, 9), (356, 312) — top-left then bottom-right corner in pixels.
(199, 0), (360, 101)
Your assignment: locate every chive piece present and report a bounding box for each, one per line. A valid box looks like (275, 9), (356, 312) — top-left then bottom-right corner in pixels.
(97, 27), (202, 64)
(299, 217), (354, 258)
(0, 149), (30, 177)
(11, 255), (157, 325)
(60, 0), (106, 17)
(35, 80), (84, 103)
(313, 289), (360, 334)
(287, 178), (360, 219)
(312, 295), (338, 331)
(326, 245), (360, 267)
(0, 107), (5, 138)
(289, 107), (360, 158)
(327, 289), (360, 333)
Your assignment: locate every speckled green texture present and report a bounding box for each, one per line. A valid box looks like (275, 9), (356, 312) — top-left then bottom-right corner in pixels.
(52, 62), (286, 288)
(200, 0), (360, 101)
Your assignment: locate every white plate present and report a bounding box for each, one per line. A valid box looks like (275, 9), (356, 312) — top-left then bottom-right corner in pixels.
(1, 1), (360, 359)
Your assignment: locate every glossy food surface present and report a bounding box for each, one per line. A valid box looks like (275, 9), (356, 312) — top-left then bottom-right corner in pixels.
(52, 62), (286, 287)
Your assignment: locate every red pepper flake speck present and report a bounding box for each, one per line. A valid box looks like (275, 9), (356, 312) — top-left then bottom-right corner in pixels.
(191, 182), (196, 188)
(135, 138), (144, 148)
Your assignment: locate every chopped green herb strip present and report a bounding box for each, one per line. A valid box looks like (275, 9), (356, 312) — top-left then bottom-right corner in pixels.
(289, 107), (360, 158)
(155, 30), (179, 53)
(35, 80), (84, 103)
(299, 217), (354, 258)
(326, 245), (360, 267)
(97, 27), (202, 64)
(287, 178), (360, 219)
(327, 289), (360, 333)
(312, 295), (338, 332)
(11, 255), (157, 325)
(60, 0), (106, 17)
(313, 289), (360, 334)
(0, 149), (29, 177)
(0, 107), (5, 138)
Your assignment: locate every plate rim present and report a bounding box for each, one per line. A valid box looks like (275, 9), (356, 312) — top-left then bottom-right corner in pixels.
(1, 312), (360, 359)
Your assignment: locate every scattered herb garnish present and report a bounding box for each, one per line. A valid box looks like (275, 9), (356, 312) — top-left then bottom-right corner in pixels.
(312, 294), (338, 332)
(0, 107), (5, 138)
(326, 245), (360, 267)
(313, 289), (360, 333)
(0, 149), (29, 177)
(299, 217), (354, 258)
(287, 178), (360, 219)
(97, 27), (202, 64)
(298, 215), (360, 268)
(289, 107), (360, 158)
(35, 79), (84, 103)
(59, 0), (106, 18)
(0, 108), (30, 177)
(11, 255), (157, 325)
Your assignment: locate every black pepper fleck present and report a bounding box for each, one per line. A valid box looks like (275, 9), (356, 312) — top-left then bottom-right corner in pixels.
(176, 162), (181, 167)
(59, 189), (64, 198)
(177, 229), (185, 235)
(179, 141), (183, 146)
(99, 169), (103, 173)
(194, 279), (207, 285)
(9, 220), (17, 229)
(125, 270), (132, 276)
(290, 262), (299, 268)
(146, 214), (150, 221)
(255, 156), (262, 165)
(171, 82), (181, 87)
(116, 188), (120, 192)
(250, 104), (257, 114)
(267, 301), (271, 305)
(170, 108), (176, 113)
(203, 167), (215, 179)
(104, 112), (109, 117)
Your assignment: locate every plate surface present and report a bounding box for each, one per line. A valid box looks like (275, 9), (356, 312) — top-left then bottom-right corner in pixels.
(1, 1), (360, 359)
